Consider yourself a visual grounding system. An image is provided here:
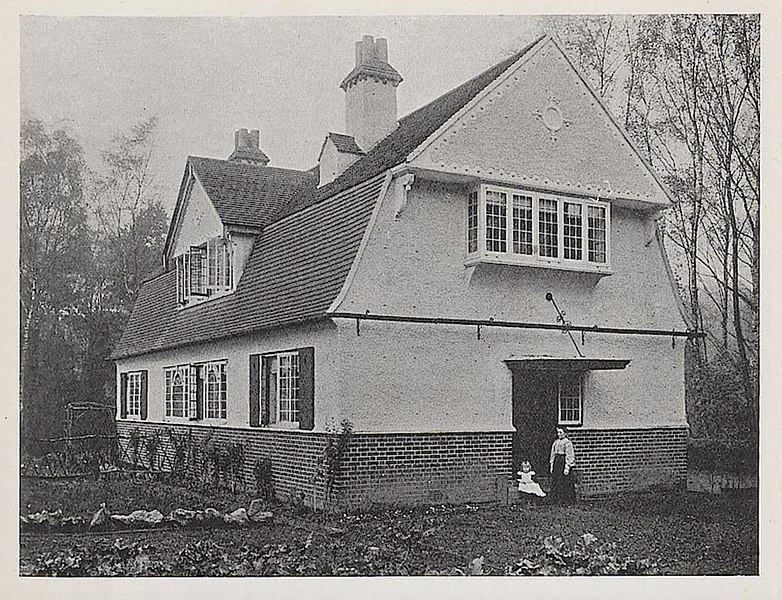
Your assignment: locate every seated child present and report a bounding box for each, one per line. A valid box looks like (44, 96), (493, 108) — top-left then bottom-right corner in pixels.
(517, 460), (547, 500)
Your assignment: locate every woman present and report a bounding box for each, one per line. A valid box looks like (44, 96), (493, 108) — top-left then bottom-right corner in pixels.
(549, 427), (576, 504)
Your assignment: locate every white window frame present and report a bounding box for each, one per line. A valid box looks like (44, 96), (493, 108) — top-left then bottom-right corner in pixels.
(275, 351), (300, 426)
(164, 365), (190, 419)
(202, 360), (228, 421)
(465, 183), (611, 274)
(557, 373), (583, 426)
(176, 235), (235, 307)
(126, 371), (142, 418)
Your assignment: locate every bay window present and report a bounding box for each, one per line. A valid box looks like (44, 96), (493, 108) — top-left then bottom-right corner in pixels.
(466, 184), (610, 273)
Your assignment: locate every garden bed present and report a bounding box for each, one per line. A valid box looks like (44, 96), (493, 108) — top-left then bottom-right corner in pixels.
(20, 478), (757, 576)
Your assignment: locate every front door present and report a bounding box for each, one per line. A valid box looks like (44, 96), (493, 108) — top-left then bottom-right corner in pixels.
(511, 369), (559, 477)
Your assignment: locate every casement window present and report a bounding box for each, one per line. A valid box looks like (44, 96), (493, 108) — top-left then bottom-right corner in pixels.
(558, 373), (583, 426)
(465, 184), (611, 273)
(119, 370), (148, 420)
(126, 372), (142, 417)
(176, 236), (234, 305)
(249, 347), (314, 430)
(165, 361), (228, 420)
(165, 365), (190, 418)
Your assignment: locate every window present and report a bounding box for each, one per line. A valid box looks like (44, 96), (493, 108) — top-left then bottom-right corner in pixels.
(126, 372), (142, 417)
(538, 197), (558, 258)
(251, 347), (313, 430)
(165, 365), (189, 418)
(467, 191), (479, 253)
(588, 205), (607, 263)
(176, 236), (234, 305)
(166, 361), (227, 420)
(563, 202), (582, 260)
(466, 184), (611, 273)
(512, 194), (533, 255)
(205, 362), (228, 420)
(558, 374), (582, 426)
(275, 352), (300, 424)
(485, 190), (507, 253)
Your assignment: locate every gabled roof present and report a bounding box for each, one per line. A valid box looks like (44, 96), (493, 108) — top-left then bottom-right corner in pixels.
(189, 156), (317, 229)
(115, 35), (546, 359)
(111, 173), (388, 359)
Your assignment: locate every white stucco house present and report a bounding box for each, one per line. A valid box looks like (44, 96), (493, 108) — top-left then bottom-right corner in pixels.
(111, 34), (694, 506)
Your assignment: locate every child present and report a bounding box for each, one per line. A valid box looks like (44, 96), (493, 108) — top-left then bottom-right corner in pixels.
(517, 460), (547, 505)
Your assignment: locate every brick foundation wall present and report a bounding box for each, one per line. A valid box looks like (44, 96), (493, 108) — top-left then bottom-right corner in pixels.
(116, 422), (513, 509)
(567, 427), (688, 496)
(334, 432), (514, 509)
(116, 421), (328, 504)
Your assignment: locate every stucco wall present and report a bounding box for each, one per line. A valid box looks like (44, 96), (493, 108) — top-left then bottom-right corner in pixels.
(115, 321), (341, 431)
(413, 37), (663, 204)
(172, 178), (224, 257)
(330, 177), (687, 432)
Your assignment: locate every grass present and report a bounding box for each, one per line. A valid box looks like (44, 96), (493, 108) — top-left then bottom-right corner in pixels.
(19, 477), (757, 576)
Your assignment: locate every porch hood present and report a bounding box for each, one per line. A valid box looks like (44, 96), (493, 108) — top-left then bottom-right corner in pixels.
(504, 356), (631, 371)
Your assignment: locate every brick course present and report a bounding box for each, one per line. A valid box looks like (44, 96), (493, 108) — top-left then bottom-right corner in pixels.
(115, 422), (685, 506)
(567, 427), (688, 496)
(116, 422), (513, 509)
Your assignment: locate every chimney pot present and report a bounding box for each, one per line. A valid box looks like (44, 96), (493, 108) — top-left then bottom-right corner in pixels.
(376, 38), (388, 62)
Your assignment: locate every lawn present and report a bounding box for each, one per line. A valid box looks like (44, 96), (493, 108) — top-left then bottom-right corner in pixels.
(19, 477), (757, 576)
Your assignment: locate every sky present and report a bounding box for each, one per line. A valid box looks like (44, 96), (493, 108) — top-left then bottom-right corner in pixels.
(21, 15), (544, 212)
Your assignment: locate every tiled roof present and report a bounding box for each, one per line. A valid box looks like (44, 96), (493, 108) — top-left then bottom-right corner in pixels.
(111, 173), (387, 359)
(329, 133), (365, 155)
(189, 157), (317, 229)
(113, 36), (543, 359)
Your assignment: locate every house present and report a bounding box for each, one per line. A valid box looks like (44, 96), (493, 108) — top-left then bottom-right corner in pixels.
(111, 34), (693, 507)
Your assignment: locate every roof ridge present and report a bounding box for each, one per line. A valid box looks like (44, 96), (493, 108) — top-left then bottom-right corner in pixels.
(188, 155), (313, 176)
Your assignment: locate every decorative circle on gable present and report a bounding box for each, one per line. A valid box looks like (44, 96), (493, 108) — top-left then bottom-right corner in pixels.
(532, 97), (572, 143)
(542, 103), (564, 132)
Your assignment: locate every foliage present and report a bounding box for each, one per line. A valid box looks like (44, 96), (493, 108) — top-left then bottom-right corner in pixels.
(253, 457), (274, 501)
(32, 539), (167, 576)
(20, 116), (168, 447)
(505, 533), (659, 576)
(312, 419), (353, 509)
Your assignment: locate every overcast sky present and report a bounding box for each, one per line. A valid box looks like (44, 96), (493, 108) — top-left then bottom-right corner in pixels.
(21, 15), (545, 211)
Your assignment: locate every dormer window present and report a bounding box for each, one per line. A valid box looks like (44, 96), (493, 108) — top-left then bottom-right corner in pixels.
(465, 184), (611, 274)
(176, 236), (234, 306)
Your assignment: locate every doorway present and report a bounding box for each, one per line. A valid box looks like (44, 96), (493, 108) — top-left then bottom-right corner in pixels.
(511, 369), (559, 477)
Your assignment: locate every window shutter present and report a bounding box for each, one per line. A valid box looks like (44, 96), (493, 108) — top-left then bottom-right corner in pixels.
(140, 370), (148, 420)
(298, 347), (315, 431)
(249, 354), (261, 427)
(119, 373), (128, 419)
(195, 366), (204, 420)
(261, 356), (271, 425)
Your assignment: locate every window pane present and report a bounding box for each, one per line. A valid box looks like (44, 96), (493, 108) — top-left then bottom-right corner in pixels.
(277, 352), (300, 423)
(467, 191), (479, 253)
(563, 202), (582, 260)
(558, 375), (582, 424)
(588, 205), (607, 263)
(538, 198), (558, 258)
(512, 194), (533, 255)
(485, 190), (507, 253)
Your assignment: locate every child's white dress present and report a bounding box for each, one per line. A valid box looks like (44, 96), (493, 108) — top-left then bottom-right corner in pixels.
(517, 470), (547, 497)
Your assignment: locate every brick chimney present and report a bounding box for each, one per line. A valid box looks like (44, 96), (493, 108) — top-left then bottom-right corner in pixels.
(340, 36), (403, 153)
(228, 128), (269, 166)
